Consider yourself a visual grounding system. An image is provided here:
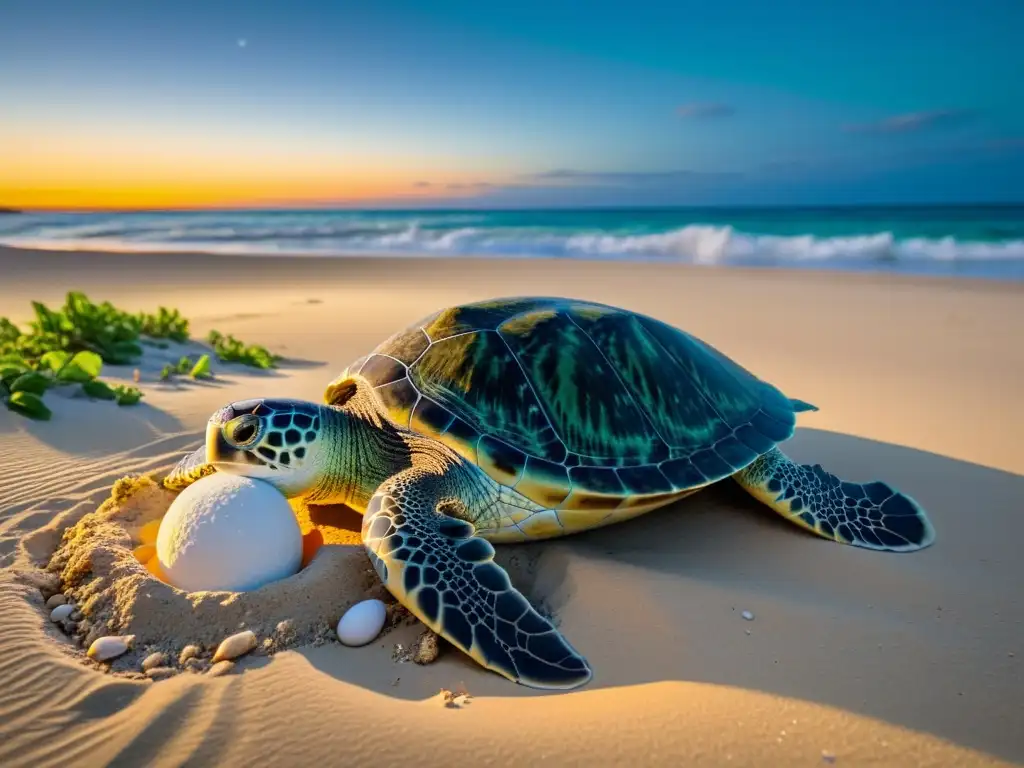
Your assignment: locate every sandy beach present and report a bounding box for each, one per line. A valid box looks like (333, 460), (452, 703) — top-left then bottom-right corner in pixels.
(1, 244), (1022, 767)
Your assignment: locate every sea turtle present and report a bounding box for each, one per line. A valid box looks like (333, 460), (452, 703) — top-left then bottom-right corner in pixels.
(164, 297), (935, 690)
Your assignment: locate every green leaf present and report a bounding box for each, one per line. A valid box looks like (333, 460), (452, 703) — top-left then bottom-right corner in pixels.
(1, 365), (27, 386)
(81, 380), (117, 400)
(6, 391), (52, 420)
(40, 350), (70, 372)
(10, 372), (50, 395)
(56, 350), (103, 383)
(159, 364), (175, 381)
(99, 339), (144, 365)
(114, 385), (143, 406)
(190, 354), (212, 379)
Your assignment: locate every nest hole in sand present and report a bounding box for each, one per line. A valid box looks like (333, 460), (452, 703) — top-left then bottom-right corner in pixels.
(26, 475), (421, 679)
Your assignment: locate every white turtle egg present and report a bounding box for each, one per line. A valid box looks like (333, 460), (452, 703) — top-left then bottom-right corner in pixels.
(156, 473), (302, 593)
(336, 599), (387, 646)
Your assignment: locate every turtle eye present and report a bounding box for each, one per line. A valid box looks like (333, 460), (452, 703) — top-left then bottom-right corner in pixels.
(225, 415), (261, 448)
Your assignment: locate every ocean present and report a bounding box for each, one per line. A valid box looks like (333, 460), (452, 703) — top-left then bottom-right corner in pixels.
(2, 205), (1023, 280)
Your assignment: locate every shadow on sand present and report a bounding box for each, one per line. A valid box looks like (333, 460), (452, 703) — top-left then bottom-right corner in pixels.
(289, 427), (1023, 764)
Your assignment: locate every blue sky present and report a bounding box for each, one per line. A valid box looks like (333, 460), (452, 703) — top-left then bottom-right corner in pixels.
(1, 0), (1022, 208)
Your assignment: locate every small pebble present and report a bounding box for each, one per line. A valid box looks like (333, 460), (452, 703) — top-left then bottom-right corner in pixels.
(179, 645), (201, 664)
(212, 630), (257, 662)
(50, 604), (74, 622)
(141, 652), (167, 672)
(821, 750), (836, 764)
(145, 667), (177, 680)
(207, 660), (236, 678)
(88, 634), (134, 662)
(336, 599), (387, 647)
(413, 629), (440, 665)
(184, 658), (208, 673)
(45, 594), (67, 609)
(741, 610), (754, 621)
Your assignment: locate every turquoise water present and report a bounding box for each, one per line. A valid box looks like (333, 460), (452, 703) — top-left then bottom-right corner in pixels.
(2, 205), (1022, 279)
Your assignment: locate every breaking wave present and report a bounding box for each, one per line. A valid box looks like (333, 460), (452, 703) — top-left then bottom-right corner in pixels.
(2, 210), (1023, 278)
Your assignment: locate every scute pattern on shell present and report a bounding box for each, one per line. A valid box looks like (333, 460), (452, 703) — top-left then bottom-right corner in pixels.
(347, 297), (803, 504)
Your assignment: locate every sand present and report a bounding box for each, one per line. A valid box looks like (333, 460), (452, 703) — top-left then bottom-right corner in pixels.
(1, 244), (1022, 767)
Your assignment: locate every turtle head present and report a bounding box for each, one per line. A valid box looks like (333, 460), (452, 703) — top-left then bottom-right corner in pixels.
(206, 398), (330, 498)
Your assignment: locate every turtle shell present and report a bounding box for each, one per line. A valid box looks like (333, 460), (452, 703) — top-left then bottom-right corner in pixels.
(335, 297), (802, 512)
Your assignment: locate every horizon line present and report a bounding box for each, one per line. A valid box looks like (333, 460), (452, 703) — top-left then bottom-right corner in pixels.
(4, 201), (1024, 215)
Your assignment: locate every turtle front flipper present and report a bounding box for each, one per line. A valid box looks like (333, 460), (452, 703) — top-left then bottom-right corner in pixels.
(733, 447), (935, 551)
(362, 467), (592, 690)
(162, 445), (216, 491)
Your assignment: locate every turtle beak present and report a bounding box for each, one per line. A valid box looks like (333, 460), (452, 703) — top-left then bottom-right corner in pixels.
(205, 419), (235, 464)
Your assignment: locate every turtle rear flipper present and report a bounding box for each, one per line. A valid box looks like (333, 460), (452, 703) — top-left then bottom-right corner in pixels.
(733, 447), (935, 551)
(163, 445), (215, 491)
(362, 467), (593, 690)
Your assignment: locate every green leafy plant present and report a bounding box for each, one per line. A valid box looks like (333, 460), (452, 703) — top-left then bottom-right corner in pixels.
(81, 380), (118, 400)
(208, 330), (278, 369)
(2, 291), (274, 419)
(7, 391), (52, 420)
(113, 385), (143, 405)
(190, 354), (212, 379)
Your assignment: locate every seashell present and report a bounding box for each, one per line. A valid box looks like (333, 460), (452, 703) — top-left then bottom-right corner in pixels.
(207, 660), (235, 677)
(336, 599), (387, 647)
(141, 652), (166, 671)
(50, 604), (74, 622)
(212, 630), (257, 662)
(179, 644), (201, 664)
(87, 634), (135, 662)
(45, 594), (67, 609)
(145, 667), (177, 680)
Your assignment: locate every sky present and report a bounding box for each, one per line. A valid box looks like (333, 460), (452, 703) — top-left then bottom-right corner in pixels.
(1, 0), (1023, 210)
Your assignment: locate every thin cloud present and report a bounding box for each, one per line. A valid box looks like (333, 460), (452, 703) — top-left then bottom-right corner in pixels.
(842, 108), (977, 134)
(675, 102), (735, 119)
(528, 168), (739, 185)
(412, 181), (432, 188)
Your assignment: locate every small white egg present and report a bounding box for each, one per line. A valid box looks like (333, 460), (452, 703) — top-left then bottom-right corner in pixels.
(336, 599), (387, 647)
(156, 473), (302, 593)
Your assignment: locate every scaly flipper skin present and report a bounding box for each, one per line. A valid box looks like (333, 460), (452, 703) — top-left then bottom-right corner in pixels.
(163, 445), (214, 490)
(362, 466), (593, 690)
(733, 447), (935, 551)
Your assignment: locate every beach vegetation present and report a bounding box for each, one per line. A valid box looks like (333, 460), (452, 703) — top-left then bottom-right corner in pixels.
(0, 292), (273, 419)
(207, 330), (277, 369)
